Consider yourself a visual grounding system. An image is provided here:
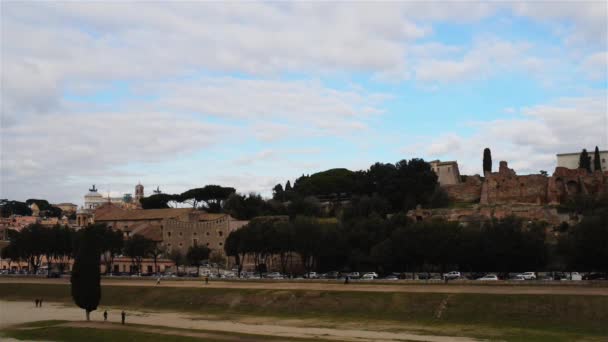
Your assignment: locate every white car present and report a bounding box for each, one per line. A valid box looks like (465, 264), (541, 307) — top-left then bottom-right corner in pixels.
(362, 272), (378, 279)
(477, 274), (499, 281)
(265, 272), (284, 279)
(518, 272), (536, 280)
(443, 271), (461, 280)
(304, 272), (318, 279)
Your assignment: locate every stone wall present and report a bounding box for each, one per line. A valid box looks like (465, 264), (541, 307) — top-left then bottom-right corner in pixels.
(407, 204), (573, 227)
(443, 175), (483, 203)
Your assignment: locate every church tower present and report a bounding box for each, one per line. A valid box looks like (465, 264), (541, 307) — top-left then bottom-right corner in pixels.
(135, 183), (144, 203)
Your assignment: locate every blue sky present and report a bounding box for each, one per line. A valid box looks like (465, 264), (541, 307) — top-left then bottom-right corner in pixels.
(1, 2), (606, 205)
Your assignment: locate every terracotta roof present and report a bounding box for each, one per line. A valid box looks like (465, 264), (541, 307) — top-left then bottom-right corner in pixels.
(198, 213), (228, 221)
(129, 222), (163, 242)
(96, 208), (194, 221)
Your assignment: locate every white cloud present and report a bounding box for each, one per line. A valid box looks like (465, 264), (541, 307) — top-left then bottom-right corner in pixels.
(418, 92), (608, 175)
(581, 51), (608, 81)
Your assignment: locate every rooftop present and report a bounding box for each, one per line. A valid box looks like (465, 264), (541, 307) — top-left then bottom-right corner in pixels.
(557, 150), (607, 157)
(95, 208), (194, 221)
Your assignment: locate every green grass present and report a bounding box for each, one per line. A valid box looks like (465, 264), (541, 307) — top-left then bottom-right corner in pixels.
(1, 320), (333, 342)
(1, 283), (607, 341)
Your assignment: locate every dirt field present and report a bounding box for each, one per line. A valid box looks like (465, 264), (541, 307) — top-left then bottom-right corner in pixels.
(0, 300), (480, 342)
(1, 277), (607, 296)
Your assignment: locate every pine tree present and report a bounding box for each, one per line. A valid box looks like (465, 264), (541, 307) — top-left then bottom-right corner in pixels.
(483, 148), (492, 174)
(579, 149), (591, 172)
(594, 146), (602, 172)
(71, 226), (101, 321)
(285, 180), (292, 192)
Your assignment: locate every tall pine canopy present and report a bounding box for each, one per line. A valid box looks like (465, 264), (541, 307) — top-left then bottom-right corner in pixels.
(483, 148), (492, 173)
(71, 226), (102, 321)
(579, 149), (591, 172)
(594, 146), (602, 172)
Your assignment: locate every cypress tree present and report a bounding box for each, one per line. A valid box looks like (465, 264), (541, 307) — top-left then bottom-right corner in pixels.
(71, 226), (101, 321)
(579, 149), (591, 172)
(594, 146), (602, 172)
(483, 148), (492, 173)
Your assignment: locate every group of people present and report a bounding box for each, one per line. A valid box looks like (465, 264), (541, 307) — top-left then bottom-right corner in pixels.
(103, 310), (127, 324)
(34, 298), (43, 307)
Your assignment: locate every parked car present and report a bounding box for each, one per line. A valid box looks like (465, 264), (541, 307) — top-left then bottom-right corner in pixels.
(347, 272), (360, 279)
(304, 272), (318, 279)
(517, 272), (536, 280)
(583, 273), (607, 280)
(477, 274), (499, 281)
(509, 274), (526, 281)
(443, 271), (461, 280)
(361, 274), (376, 280)
(324, 271), (340, 279)
(265, 272), (284, 279)
(570, 272), (582, 281)
(362, 272), (378, 279)
(383, 275), (399, 280)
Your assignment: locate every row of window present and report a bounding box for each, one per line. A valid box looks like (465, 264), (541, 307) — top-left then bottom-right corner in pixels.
(166, 241), (223, 248)
(166, 231), (223, 238)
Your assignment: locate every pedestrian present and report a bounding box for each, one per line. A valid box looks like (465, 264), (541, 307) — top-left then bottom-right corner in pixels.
(344, 275), (349, 284)
(35, 299), (39, 307)
(156, 276), (161, 285)
(204, 275), (209, 285)
(103, 310), (108, 322)
(39, 298), (43, 307)
(121, 310), (126, 325)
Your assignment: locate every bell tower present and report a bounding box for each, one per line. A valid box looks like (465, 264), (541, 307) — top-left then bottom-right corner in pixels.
(135, 182), (144, 203)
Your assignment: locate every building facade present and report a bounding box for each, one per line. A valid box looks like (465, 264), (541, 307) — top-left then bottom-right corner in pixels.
(430, 160), (461, 185)
(557, 150), (608, 171)
(92, 205), (248, 255)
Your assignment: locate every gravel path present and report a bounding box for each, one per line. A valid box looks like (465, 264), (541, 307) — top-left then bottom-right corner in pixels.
(0, 300), (482, 342)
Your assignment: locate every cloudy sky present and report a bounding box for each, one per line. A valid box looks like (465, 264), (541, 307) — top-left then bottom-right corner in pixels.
(1, 1), (607, 205)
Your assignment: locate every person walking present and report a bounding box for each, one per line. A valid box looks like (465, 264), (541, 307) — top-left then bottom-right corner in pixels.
(344, 275), (349, 284)
(35, 299), (39, 307)
(103, 310), (108, 322)
(121, 311), (126, 325)
(204, 275), (209, 285)
(156, 276), (161, 285)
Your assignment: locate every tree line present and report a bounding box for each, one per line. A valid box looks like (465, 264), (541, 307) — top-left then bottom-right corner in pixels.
(1, 223), (219, 275)
(225, 209), (607, 276)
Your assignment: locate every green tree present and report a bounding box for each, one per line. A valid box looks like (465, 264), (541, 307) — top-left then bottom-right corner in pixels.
(579, 149), (591, 172)
(187, 245), (211, 275)
(140, 194), (177, 209)
(179, 185), (235, 210)
(224, 229), (245, 276)
(594, 146), (602, 172)
(0, 200), (32, 217)
(169, 250), (185, 274)
(124, 235), (155, 274)
(272, 183), (285, 201)
(209, 250), (226, 276)
(148, 244), (166, 275)
(71, 226), (102, 321)
(483, 148), (492, 173)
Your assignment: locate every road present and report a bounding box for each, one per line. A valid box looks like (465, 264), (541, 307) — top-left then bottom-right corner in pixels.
(2, 277), (607, 295)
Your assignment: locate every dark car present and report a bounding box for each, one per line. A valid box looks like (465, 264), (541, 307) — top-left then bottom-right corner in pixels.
(583, 273), (607, 280)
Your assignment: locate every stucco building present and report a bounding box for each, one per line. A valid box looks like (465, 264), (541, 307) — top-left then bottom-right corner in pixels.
(557, 150), (607, 171)
(430, 160), (461, 185)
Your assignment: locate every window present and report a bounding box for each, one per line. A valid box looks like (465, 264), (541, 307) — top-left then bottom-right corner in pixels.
(179, 242), (183, 247)
(447, 167), (451, 172)
(206, 232), (210, 236)
(193, 232), (197, 236)
(193, 239), (198, 245)
(167, 231), (171, 237)
(206, 242), (209, 246)
(218, 231), (223, 237)
(179, 232), (183, 236)
(219, 242), (223, 246)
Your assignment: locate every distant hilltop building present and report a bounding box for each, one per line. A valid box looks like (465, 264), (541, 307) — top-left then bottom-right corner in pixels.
(430, 160), (461, 185)
(77, 183), (149, 225)
(557, 150), (607, 171)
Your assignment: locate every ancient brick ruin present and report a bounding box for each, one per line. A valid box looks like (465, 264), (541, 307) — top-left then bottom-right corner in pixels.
(411, 160), (608, 226)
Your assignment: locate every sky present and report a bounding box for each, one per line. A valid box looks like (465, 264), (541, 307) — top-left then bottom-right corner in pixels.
(1, 1), (607, 206)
